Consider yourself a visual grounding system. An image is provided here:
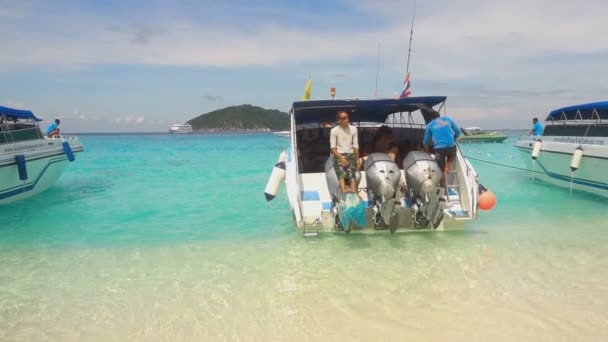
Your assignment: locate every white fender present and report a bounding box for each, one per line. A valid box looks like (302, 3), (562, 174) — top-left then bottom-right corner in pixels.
(264, 151), (287, 201)
(531, 140), (542, 160)
(570, 146), (584, 171)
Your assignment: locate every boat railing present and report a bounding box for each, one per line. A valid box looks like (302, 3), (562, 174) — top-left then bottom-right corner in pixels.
(49, 135), (79, 141)
(0, 125), (44, 144)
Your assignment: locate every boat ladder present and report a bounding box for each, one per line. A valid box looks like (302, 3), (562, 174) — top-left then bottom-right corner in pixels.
(444, 170), (470, 220)
(303, 219), (320, 238)
(445, 171), (461, 205)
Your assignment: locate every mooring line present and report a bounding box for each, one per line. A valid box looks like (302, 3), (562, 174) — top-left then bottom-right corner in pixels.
(464, 155), (544, 174)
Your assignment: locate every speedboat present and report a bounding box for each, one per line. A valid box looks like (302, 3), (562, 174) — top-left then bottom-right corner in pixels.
(273, 131), (290, 138)
(169, 124), (194, 134)
(264, 97), (491, 235)
(458, 127), (507, 143)
(0, 106), (84, 204)
(515, 101), (608, 197)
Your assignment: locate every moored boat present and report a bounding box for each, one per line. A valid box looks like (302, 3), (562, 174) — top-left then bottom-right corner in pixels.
(0, 106), (84, 204)
(458, 127), (508, 143)
(514, 101), (608, 197)
(265, 96), (494, 235)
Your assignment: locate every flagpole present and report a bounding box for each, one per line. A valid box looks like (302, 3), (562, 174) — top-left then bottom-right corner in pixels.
(375, 41), (381, 97)
(406, 0), (417, 74)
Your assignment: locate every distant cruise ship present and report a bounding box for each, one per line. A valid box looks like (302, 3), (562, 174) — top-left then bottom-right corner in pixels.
(169, 124), (194, 134)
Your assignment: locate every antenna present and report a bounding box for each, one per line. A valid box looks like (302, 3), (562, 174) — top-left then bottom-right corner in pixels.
(406, 0), (417, 73)
(374, 41), (381, 97)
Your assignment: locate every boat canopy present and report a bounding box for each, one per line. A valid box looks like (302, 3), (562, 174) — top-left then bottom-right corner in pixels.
(291, 96), (447, 125)
(0, 105), (42, 121)
(546, 101), (608, 121)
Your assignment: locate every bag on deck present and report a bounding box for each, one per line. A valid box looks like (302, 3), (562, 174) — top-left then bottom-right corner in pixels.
(339, 193), (367, 228)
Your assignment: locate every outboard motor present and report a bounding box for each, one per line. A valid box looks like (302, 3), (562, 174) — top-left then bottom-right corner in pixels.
(403, 151), (446, 228)
(364, 153), (401, 230)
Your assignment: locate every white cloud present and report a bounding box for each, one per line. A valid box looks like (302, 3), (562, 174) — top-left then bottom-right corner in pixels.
(0, 0), (605, 84)
(1, 1), (607, 130)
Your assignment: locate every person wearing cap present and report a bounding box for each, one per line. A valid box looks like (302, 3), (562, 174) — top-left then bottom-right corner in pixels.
(423, 110), (461, 187)
(45, 119), (61, 138)
(530, 117), (543, 137)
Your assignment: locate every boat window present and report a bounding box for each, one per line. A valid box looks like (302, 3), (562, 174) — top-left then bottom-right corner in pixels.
(0, 123), (44, 144)
(296, 126), (427, 173)
(544, 123), (608, 137)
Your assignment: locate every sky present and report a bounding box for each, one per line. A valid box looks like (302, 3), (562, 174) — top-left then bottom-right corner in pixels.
(1, 0), (607, 132)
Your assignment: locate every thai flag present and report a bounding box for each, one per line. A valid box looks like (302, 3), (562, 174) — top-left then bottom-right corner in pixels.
(399, 72), (412, 98)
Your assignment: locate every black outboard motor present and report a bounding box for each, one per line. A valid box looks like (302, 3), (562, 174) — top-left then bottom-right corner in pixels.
(364, 153), (401, 230)
(403, 151), (446, 228)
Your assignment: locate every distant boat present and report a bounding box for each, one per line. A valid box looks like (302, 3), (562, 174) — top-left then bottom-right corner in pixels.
(169, 124), (194, 134)
(273, 131), (290, 138)
(458, 127), (507, 143)
(0, 105), (84, 203)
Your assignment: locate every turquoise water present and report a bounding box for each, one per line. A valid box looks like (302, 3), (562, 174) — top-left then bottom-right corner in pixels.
(1, 133), (607, 340)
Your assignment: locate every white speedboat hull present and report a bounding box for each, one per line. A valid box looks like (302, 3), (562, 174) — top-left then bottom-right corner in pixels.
(0, 138), (84, 203)
(515, 137), (608, 197)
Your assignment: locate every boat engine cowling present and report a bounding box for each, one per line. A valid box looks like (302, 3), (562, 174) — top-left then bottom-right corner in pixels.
(364, 153), (401, 203)
(364, 153), (401, 228)
(324, 155), (361, 201)
(402, 151), (446, 228)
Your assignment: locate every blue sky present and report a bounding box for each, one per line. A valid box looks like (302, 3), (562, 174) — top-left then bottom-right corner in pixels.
(1, 0), (607, 132)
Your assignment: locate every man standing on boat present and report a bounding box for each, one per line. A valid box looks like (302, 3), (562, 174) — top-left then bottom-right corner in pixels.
(423, 110), (461, 187)
(330, 111), (360, 196)
(530, 117), (544, 137)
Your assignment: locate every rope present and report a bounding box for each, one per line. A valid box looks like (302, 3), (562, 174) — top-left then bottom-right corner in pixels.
(464, 155), (545, 174)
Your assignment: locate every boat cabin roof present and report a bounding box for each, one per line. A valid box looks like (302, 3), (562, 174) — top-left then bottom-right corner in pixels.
(0, 105), (42, 122)
(291, 96), (446, 125)
(546, 101), (608, 122)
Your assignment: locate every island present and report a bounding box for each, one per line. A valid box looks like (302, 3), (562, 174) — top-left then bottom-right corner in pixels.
(187, 104), (289, 132)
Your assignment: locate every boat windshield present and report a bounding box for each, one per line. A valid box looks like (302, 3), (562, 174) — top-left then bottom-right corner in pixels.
(0, 117), (44, 144)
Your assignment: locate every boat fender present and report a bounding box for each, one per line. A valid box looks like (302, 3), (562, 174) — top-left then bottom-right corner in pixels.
(478, 183), (496, 210)
(531, 140), (542, 160)
(15, 154), (28, 181)
(62, 141), (75, 162)
(264, 151), (287, 202)
(569, 146), (583, 172)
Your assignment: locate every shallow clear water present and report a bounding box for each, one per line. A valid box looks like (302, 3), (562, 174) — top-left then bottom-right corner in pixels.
(1, 133), (607, 340)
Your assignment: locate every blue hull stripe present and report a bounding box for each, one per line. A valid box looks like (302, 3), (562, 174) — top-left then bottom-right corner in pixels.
(536, 160), (608, 191)
(0, 159), (65, 200)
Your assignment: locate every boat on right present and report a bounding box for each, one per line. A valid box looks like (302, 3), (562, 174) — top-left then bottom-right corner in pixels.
(514, 101), (608, 197)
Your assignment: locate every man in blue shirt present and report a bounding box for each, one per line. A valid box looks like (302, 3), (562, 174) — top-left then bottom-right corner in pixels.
(423, 110), (461, 187)
(45, 119), (60, 138)
(531, 117), (543, 137)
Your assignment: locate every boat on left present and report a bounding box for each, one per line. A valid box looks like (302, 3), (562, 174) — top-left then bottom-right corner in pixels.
(0, 106), (84, 204)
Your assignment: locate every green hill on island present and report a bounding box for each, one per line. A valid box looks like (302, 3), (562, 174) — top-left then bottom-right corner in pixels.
(187, 104), (289, 131)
